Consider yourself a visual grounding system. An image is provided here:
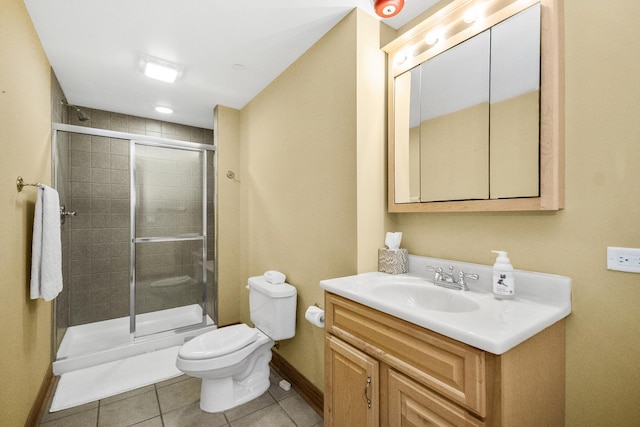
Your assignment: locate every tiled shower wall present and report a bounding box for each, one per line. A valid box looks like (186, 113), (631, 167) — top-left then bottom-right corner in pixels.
(62, 106), (214, 327)
(68, 132), (131, 323)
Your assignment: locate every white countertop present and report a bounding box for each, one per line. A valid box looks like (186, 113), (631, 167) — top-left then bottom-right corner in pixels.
(320, 254), (571, 355)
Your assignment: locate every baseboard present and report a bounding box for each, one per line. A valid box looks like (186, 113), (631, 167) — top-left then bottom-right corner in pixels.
(25, 365), (54, 427)
(270, 351), (324, 417)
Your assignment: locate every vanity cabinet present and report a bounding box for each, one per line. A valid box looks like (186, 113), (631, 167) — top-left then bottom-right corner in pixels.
(324, 292), (565, 426)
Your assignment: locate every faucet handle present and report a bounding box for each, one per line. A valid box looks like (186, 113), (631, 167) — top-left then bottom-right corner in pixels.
(425, 265), (443, 281)
(457, 271), (479, 289)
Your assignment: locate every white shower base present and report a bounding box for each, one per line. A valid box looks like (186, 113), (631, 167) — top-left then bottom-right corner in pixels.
(53, 304), (216, 375)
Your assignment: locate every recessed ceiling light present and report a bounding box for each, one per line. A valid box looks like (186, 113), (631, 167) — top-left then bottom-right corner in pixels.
(141, 56), (183, 83)
(155, 106), (173, 114)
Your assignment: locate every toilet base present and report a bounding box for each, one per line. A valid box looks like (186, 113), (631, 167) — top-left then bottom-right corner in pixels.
(195, 341), (273, 413)
(199, 370), (271, 413)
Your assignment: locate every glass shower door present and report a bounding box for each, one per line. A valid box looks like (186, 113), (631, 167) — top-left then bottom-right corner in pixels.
(131, 141), (207, 338)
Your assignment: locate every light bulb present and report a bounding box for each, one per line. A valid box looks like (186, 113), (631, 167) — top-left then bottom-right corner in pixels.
(425, 31), (440, 45)
(463, 8), (479, 24)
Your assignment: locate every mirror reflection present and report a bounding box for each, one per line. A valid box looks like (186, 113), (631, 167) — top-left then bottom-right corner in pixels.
(394, 4), (540, 204)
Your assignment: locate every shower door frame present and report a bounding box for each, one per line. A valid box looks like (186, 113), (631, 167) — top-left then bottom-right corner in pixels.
(130, 139), (210, 340)
(52, 122), (217, 346)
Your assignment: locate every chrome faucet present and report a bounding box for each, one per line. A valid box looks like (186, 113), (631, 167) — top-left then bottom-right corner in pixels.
(425, 265), (479, 291)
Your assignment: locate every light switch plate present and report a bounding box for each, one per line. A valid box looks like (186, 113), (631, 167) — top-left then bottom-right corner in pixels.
(607, 247), (640, 273)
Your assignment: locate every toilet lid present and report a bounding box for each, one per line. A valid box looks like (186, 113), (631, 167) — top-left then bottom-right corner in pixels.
(179, 324), (258, 360)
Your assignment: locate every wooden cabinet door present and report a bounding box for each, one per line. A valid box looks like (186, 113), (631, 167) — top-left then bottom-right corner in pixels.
(326, 293), (487, 416)
(325, 336), (379, 427)
(387, 369), (484, 427)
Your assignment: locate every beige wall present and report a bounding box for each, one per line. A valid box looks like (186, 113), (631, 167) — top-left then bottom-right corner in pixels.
(355, 11), (389, 273)
(0, 0), (52, 424)
(214, 105), (242, 326)
(235, 11), (367, 390)
(389, 1), (640, 425)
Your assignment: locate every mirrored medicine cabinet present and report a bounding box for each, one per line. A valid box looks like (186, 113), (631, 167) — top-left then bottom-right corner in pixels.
(383, 0), (564, 212)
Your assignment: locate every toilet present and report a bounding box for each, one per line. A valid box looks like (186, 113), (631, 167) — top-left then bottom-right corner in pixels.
(176, 275), (297, 413)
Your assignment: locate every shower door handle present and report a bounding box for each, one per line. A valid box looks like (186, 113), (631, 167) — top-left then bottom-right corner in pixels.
(60, 205), (76, 225)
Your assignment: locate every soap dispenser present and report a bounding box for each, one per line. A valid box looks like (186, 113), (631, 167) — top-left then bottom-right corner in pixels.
(492, 250), (515, 299)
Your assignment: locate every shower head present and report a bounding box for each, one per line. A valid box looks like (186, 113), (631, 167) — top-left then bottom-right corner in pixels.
(61, 100), (89, 121)
(75, 106), (90, 121)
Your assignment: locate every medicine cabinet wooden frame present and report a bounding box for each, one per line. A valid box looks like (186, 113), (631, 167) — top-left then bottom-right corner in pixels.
(383, 0), (564, 213)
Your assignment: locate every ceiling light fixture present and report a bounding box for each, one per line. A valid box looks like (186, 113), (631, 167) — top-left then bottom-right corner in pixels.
(141, 56), (183, 83)
(373, 0), (404, 18)
(155, 106), (173, 114)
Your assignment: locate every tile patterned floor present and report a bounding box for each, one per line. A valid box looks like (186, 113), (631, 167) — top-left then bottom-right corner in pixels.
(40, 370), (323, 427)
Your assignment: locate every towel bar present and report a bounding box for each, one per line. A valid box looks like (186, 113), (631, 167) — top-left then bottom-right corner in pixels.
(16, 176), (40, 192)
(18, 176), (78, 225)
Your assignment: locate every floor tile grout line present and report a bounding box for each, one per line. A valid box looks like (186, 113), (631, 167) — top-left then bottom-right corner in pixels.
(153, 383), (166, 427)
(95, 398), (100, 427)
(222, 410), (231, 426)
(280, 402), (300, 427)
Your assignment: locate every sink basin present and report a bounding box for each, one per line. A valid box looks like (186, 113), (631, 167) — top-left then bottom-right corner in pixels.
(320, 255), (572, 354)
(372, 283), (480, 313)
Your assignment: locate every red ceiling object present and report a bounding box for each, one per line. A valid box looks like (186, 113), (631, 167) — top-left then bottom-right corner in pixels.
(374, 0), (405, 18)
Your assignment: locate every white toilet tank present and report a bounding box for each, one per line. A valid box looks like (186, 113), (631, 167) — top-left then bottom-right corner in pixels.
(248, 276), (297, 340)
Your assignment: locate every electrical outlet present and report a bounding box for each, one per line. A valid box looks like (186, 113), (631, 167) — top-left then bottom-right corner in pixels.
(607, 247), (640, 273)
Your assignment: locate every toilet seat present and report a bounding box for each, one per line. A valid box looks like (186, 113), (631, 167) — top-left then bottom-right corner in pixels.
(179, 324), (258, 360)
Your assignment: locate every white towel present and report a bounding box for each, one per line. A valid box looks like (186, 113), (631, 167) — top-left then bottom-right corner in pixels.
(30, 185), (63, 301)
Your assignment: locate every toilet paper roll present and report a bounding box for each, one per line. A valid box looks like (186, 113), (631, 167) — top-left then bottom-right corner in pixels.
(305, 306), (325, 328)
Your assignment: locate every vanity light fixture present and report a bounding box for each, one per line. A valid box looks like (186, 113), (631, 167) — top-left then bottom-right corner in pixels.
(154, 106), (173, 114)
(373, 0), (404, 18)
(141, 56), (183, 83)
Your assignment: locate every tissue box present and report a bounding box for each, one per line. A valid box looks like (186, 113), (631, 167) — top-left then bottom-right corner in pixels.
(378, 248), (408, 274)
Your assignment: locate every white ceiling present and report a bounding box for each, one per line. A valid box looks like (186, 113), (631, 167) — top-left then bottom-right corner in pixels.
(24, 0), (439, 129)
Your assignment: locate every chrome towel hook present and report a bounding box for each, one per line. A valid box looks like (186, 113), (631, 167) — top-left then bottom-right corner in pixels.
(60, 205), (76, 225)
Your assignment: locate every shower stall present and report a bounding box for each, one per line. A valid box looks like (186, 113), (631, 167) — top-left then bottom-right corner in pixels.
(51, 122), (217, 374)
